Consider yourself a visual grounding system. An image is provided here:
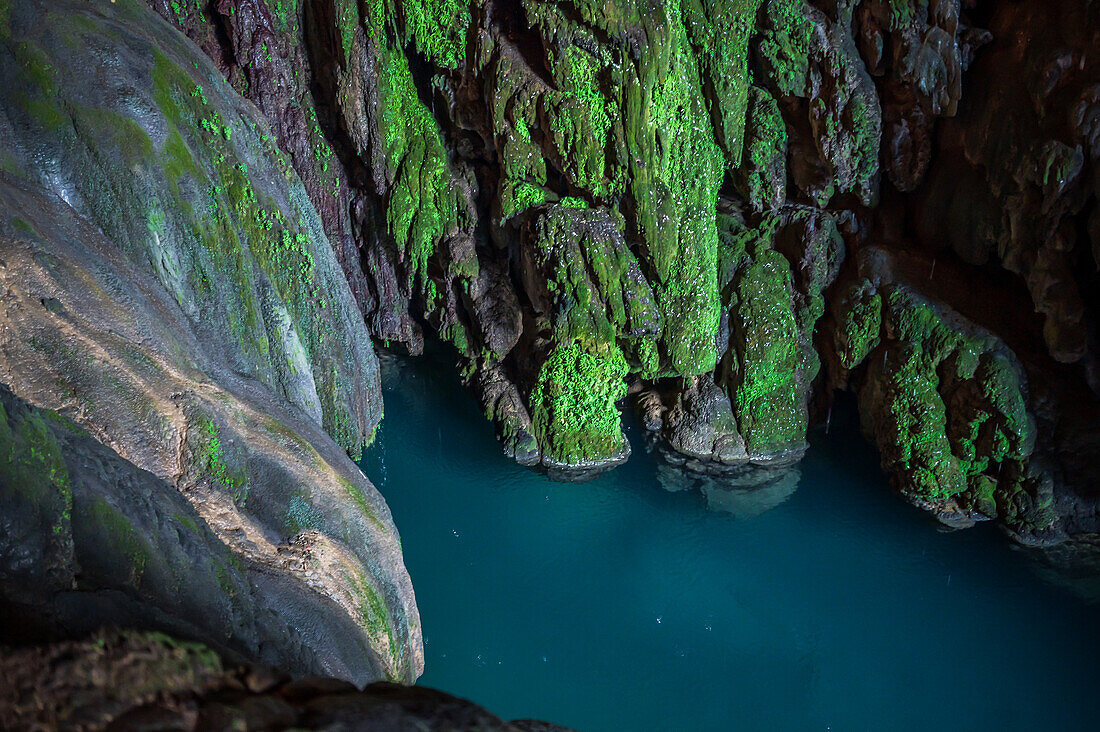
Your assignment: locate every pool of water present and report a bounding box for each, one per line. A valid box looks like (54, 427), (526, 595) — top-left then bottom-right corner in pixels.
(361, 349), (1100, 731)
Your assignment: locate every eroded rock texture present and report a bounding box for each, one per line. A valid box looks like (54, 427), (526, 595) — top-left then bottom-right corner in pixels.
(126, 0), (1098, 542)
(0, 631), (572, 731)
(0, 0), (422, 684)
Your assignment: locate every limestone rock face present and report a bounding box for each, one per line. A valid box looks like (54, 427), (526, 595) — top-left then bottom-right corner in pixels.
(0, 0), (421, 685)
(0, 0), (381, 454)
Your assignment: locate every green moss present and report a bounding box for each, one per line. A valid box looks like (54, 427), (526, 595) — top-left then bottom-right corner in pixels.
(135, 629), (225, 676)
(758, 0), (813, 97)
(528, 206), (651, 347)
(73, 107), (154, 163)
(270, 0), (302, 32)
(548, 44), (620, 197)
(212, 555), (243, 600)
(886, 0), (926, 30)
(871, 343), (966, 501)
(739, 86), (787, 210)
(401, 0), (470, 69)
(681, 0), (762, 167)
(489, 60), (549, 225)
(192, 415), (248, 505)
(626, 7), (723, 376)
(631, 337), (661, 379)
(172, 512), (200, 534)
(338, 476), (387, 533)
(376, 46), (464, 282)
(9, 38), (67, 130)
(834, 279), (882, 368)
(153, 49), (312, 358)
(501, 181), (548, 221)
(844, 283), (1037, 507)
(730, 248), (805, 455)
(285, 492), (325, 535)
(514, 116), (531, 142)
(530, 340), (628, 464)
(151, 47), (368, 449)
(322, 366), (361, 457)
(346, 569), (400, 680)
(332, 0), (360, 63)
(838, 86), (881, 199)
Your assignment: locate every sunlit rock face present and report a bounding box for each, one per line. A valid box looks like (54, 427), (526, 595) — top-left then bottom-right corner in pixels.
(0, 0), (421, 684)
(132, 0), (1098, 542)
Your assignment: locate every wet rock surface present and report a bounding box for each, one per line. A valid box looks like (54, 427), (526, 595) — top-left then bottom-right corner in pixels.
(0, 383), (390, 683)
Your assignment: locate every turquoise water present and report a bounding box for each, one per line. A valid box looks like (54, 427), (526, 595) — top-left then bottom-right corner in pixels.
(361, 350), (1100, 731)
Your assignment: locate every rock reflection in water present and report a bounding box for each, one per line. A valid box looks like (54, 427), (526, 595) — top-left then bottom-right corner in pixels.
(654, 449), (801, 519)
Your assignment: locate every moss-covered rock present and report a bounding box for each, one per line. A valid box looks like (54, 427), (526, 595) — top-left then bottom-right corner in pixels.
(530, 340), (630, 468)
(831, 250), (1047, 535)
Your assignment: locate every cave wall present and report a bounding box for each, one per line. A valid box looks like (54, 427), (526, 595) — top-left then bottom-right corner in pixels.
(133, 0), (1099, 542)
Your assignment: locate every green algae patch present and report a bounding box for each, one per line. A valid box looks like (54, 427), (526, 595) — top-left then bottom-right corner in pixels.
(545, 42), (622, 198)
(625, 6), (724, 377)
(376, 45), (466, 283)
(527, 205), (657, 350)
(865, 343), (966, 501)
(682, 0), (763, 169)
(402, 0), (471, 69)
(738, 87), (788, 210)
(338, 475), (389, 534)
(833, 279), (882, 369)
(285, 492), (325, 535)
(758, 0), (813, 97)
(346, 569), (402, 681)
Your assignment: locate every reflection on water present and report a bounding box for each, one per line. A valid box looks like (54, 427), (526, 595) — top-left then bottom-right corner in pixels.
(1031, 537), (1100, 604)
(362, 347), (1100, 732)
(655, 458), (801, 519)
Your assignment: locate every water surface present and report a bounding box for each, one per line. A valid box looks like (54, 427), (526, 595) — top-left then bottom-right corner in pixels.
(361, 350), (1099, 731)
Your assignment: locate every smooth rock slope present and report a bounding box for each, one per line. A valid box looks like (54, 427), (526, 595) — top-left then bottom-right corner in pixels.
(0, 0), (421, 684)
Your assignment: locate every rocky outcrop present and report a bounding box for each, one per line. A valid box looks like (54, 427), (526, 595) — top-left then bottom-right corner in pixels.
(0, 0), (421, 684)
(5, 5), (1096, 727)
(826, 248), (1054, 540)
(0, 631), (572, 731)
